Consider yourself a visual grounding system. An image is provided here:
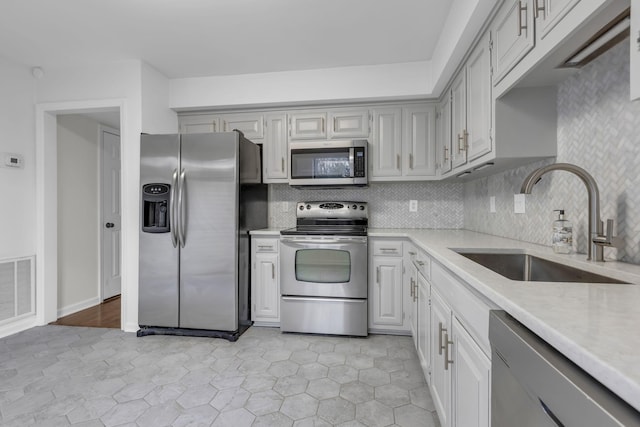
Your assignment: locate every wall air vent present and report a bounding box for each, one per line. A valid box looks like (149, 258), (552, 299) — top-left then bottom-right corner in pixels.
(562, 9), (630, 68)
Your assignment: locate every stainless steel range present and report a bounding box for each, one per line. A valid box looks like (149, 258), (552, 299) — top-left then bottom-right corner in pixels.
(279, 201), (368, 336)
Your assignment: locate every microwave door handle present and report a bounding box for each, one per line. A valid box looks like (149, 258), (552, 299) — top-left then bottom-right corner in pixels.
(349, 148), (355, 178)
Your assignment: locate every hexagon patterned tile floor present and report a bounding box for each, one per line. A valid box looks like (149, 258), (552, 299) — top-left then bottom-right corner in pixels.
(0, 325), (440, 426)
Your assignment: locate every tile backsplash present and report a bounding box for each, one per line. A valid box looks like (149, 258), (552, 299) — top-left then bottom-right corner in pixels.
(464, 41), (640, 264)
(269, 182), (464, 229)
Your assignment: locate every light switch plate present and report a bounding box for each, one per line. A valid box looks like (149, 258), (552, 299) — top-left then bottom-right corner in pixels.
(514, 194), (526, 214)
(489, 196), (496, 213)
(409, 200), (418, 212)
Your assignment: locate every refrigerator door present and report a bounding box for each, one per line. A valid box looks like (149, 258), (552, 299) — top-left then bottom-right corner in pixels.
(179, 132), (239, 331)
(139, 134), (180, 327)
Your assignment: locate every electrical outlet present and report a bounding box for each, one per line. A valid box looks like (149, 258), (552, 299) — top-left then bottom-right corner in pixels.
(514, 194), (526, 214)
(409, 200), (418, 212)
(489, 196), (496, 213)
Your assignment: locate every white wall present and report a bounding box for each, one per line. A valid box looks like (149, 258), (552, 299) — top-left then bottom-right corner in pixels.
(56, 115), (100, 312)
(169, 62), (431, 110)
(142, 63), (178, 133)
(0, 58), (36, 260)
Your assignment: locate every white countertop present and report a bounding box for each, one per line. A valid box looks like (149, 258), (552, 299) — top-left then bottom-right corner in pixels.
(368, 229), (640, 412)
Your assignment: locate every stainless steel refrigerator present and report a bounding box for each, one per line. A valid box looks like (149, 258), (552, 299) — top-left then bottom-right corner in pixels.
(138, 131), (267, 341)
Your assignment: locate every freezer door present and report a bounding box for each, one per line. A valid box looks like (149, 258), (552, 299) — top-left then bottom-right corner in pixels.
(179, 132), (239, 331)
(139, 134), (180, 327)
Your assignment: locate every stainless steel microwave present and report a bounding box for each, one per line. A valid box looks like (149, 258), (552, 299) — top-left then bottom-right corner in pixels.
(288, 139), (368, 187)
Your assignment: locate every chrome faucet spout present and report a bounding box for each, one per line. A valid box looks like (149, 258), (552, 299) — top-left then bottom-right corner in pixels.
(520, 163), (604, 261)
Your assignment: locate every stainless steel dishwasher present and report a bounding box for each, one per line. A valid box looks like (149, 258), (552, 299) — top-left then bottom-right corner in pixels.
(489, 310), (640, 426)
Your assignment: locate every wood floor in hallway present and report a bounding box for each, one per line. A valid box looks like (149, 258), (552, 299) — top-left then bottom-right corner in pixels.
(50, 295), (121, 328)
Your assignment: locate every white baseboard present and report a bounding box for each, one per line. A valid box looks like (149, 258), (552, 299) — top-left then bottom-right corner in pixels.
(57, 296), (101, 318)
(0, 315), (38, 339)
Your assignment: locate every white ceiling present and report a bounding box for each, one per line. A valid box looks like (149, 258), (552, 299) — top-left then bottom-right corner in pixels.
(0, 0), (452, 79)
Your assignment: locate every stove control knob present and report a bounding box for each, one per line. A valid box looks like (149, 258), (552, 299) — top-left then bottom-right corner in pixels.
(352, 204), (357, 210)
(306, 204), (311, 210)
(359, 205), (365, 210)
(299, 205), (304, 211)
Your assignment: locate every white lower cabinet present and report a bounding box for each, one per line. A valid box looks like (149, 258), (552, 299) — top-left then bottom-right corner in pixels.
(452, 317), (491, 427)
(369, 239), (408, 332)
(430, 286), (452, 427)
(251, 238), (280, 324)
(417, 271), (431, 382)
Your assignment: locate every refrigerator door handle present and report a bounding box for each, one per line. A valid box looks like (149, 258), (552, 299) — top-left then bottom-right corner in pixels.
(178, 168), (186, 248)
(170, 169), (178, 248)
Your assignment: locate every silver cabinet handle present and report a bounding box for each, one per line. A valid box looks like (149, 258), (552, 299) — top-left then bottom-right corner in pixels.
(257, 245), (274, 250)
(438, 322), (446, 355)
(534, 0), (545, 18)
(170, 169), (178, 248)
(409, 153), (414, 169)
(396, 154), (401, 169)
(444, 333), (454, 370)
(376, 266), (380, 284)
(281, 157), (285, 172)
(321, 117), (325, 133)
(457, 130), (468, 153)
(380, 248), (397, 252)
(416, 260), (425, 266)
(408, 251), (416, 256)
(444, 146), (449, 162)
(518, 1), (528, 37)
(410, 278), (415, 297)
(413, 281), (418, 303)
(178, 168), (186, 248)
(271, 262), (275, 279)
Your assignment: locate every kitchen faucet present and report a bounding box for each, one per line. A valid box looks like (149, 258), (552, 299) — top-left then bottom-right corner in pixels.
(520, 163), (620, 262)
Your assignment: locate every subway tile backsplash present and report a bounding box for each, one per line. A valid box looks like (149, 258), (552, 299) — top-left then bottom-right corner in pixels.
(464, 42), (640, 264)
(269, 182), (464, 229)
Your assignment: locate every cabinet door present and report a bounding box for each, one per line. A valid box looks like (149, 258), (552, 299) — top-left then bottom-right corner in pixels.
(493, 0), (535, 85)
(179, 114), (220, 134)
(417, 273), (431, 384)
(253, 252), (279, 321)
(452, 317), (490, 427)
(370, 257), (404, 327)
(450, 72), (467, 170)
(263, 113), (288, 182)
(437, 95), (452, 174)
(221, 113), (264, 140)
(536, 0), (580, 39)
(403, 105), (436, 177)
(408, 263), (419, 348)
(466, 31), (493, 162)
(328, 110), (370, 139)
(289, 113), (327, 140)
(632, 0), (640, 101)
(431, 288), (452, 427)
(371, 107), (402, 177)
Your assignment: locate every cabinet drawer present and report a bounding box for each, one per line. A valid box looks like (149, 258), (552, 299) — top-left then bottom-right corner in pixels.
(372, 240), (403, 257)
(253, 238), (279, 253)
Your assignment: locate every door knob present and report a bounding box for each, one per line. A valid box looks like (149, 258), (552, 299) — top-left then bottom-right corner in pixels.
(105, 222), (115, 228)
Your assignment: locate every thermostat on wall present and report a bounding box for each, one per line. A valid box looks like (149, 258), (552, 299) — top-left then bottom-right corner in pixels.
(3, 153), (24, 168)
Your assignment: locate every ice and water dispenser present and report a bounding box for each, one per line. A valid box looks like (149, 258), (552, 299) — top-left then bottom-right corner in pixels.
(142, 183), (171, 233)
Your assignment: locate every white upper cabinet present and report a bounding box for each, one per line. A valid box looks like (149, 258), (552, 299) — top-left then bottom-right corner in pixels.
(437, 95), (452, 174)
(328, 109), (370, 139)
(466, 31), (493, 162)
(289, 112), (327, 140)
(221, 113), (264, 140)
(632, 0), (640, 100)
(179, 114), (220, 134)
(370, 107), (403, 177)
(450, 72), (467, 170)
(535, 0), (581, 39)
(263, 113), (288, 182)
(493, 0), (536, 85)
(402, 105), (437, 177)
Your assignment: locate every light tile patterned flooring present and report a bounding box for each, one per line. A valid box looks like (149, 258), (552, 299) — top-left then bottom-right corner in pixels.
(0, 325), (440, 426)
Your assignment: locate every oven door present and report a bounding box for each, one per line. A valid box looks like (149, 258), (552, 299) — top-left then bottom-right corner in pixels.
(280, 235), (368, 298)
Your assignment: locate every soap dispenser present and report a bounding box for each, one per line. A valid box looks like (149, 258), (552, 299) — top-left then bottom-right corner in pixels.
(552, 209), (573, 254)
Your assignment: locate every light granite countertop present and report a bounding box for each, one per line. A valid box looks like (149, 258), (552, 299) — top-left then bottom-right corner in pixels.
(368, 228), (640, 413)
(248, 227), (640, 411)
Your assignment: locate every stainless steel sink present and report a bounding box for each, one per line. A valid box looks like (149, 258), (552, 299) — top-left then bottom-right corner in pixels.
(455, 251), (630, 284)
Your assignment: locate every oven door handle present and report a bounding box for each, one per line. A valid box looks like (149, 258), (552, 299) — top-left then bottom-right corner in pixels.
(282, 296), (367, 304)
(280, 237), (367, 245)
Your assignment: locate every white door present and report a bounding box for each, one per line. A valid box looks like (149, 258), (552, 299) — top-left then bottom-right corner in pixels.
(101, 127), (121, 300)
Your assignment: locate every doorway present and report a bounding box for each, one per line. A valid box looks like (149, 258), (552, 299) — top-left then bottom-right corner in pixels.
(36, 100), (126, 330)
(53, 113), (121, 328)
